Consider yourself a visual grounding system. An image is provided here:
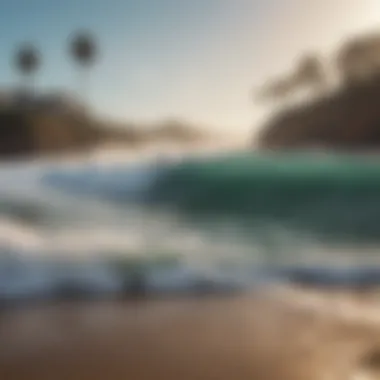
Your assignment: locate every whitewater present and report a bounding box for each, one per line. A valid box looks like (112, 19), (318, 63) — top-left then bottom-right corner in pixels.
(2, 144), (380, 301)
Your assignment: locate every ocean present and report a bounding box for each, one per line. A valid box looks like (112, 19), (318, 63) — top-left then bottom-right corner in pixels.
(2, 148), (380, 301)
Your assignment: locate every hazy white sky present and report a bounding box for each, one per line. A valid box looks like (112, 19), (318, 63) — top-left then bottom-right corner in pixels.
(2, 0), (380, 136)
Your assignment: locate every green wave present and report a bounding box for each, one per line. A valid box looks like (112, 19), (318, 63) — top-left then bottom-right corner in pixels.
(150, 152), (380, 243)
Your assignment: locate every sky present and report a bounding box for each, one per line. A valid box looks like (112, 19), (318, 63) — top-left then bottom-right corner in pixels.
(1, 0), (380, 136)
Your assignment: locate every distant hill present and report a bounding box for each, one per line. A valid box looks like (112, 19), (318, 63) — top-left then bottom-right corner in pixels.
(255, 30), (380, 150)
(0, 108), (98, 159)
(257, 77), (380, 150)
(0, 92), (208, 160)
(100, 119), (207, 146)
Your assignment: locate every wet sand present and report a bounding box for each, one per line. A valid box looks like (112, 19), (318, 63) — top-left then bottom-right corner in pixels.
(0, 288), (380, 380)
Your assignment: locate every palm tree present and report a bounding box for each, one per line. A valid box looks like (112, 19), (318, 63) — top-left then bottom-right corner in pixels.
(14, 43), (41, 95)
(69, 30), (98, 107)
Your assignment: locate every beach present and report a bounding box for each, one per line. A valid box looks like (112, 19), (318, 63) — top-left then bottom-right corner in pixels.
(3, 150), (380, 379)
(1, 287), (380, 380)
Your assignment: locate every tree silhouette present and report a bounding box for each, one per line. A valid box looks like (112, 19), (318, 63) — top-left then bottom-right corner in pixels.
(69, 31), (98, 107)
(14, 43), (41, 94)
(294, 53), (327, 96)
(254, 53), (327, 107)
(336, 34), (380, 86)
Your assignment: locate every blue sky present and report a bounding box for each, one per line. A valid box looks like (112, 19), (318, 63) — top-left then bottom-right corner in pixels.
(1, 0), (380, 135)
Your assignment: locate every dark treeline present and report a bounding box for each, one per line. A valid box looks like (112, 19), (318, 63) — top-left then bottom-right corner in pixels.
(256, 30), (380, 150)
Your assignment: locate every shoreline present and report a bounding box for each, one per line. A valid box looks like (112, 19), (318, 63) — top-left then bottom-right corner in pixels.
(1, 287), (380, 379)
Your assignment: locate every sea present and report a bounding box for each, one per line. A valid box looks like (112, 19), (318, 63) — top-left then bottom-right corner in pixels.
(2, 145), (380, 301)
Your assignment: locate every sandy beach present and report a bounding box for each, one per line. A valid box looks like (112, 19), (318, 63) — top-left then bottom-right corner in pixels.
(0, 287), (380, 380)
